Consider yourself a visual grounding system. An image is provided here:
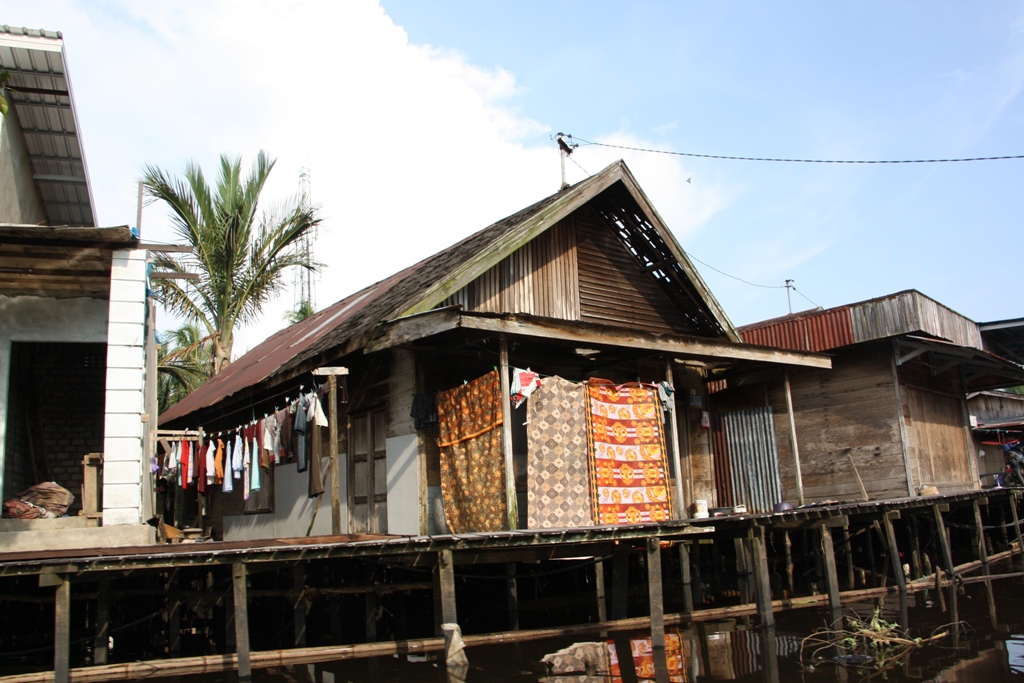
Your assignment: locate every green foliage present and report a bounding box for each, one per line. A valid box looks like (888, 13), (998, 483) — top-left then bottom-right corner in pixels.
(0, 71), (11, 117)
(286, 299), (316, 324)
(157, 323), (214, 413)
(142, 151), (322, 375)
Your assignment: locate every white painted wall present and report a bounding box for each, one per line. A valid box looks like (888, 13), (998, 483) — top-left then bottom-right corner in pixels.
(101, 249), (148, 525)
(223, 461), (333, 540)
(386, 434), (420, 535)
(0, 295), (109, 496)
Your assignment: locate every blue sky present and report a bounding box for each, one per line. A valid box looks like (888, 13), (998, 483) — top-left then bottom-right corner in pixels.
(4, 1), (1023, 351)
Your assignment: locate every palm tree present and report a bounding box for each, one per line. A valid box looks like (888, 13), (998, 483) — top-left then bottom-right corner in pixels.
(142, 152), (321, 374)
(157, 323), (215, 413)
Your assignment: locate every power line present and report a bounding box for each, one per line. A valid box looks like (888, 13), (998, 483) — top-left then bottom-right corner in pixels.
(684, 251), (786, 289)
(573, 137), (1024, 165)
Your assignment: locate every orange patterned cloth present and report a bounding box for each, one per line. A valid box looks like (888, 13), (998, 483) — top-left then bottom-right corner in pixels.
(607, 632), (688, 682)
(586, 380), (672, 525)
(437, 370), (508, 533)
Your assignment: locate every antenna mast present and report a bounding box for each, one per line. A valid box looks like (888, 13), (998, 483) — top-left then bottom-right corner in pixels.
(294, 167), (316, 313)
(556, 132), (577, 190)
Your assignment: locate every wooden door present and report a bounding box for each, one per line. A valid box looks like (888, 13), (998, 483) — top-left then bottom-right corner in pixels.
(904, 386), (972, 488)
(349, 409), (388, 533)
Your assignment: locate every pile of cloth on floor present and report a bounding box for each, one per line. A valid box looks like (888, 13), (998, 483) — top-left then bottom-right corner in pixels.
(2, 482), (74, 519)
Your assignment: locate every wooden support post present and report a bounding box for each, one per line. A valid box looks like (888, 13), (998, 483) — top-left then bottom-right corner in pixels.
(734, 537), (751, 604)
(506, 563), (519, 631)
(612, 543), (630, 620)
(678, 542), (694, 613)
(842, 526), (855, 590)
(498, 335), (519, 529)
(782, 369), (804, 505)
(783, 531), (794, 595)
(974, 499), (990, 576)
(293, 563), (307, 647)
(168, 571), (181, 654)
(54, 577), (70, 683)
(761, 627), (781, 683)
(232, 563), (251, 681)
(820, 526), (842, 626)
(692, 542), (704, 607)
(881, 513), (908, 627)
(594, 559), (607, 623)
(749, 526), (774, 628)
(1010, 492), (1024, 578)
(665, 360), (685, 520)
(364, 593), (378, 642)
(646, 538), (669, 683)
(328, 375), (342, 535)
(94, 579), (109, 665)
(437, 549), (457, 626)
(908, 516), (922, 581)
(865, 523), (877, 586)
(932, 504), (959, 630)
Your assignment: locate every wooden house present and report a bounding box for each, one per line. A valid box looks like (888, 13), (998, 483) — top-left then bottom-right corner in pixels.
(0, 28), (155, 550)
(711, 291), (1024, 507)
(159, 160), (830, 539)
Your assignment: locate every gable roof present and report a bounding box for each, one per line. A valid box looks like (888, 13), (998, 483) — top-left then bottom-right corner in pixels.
(0, 27), (96, 226)
(161, 160), (737, 425)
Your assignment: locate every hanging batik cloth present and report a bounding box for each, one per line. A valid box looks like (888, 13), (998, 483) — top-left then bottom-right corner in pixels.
(585, 380), (672, 525)
(437, 370), (508, 533)
(526, 376), (593, 529)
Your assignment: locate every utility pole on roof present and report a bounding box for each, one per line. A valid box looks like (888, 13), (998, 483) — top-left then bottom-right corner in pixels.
(785, 279), (794, 314)
(556, 132), (577, 190)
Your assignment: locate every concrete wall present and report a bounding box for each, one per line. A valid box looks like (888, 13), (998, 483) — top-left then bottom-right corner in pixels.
(0, 295), (109, 496)
(0, 109), (47, 225)
(222, 464), (333, 540)
(102, 249), (149, 525)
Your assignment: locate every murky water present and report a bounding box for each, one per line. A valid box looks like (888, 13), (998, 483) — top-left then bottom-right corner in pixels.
(222, 576), (1024, 682)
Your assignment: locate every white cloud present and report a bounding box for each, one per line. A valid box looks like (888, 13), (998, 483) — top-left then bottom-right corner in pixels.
(1, 0), (729, 356)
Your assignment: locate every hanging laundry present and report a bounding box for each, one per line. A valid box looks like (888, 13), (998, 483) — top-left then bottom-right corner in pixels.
(276, 407), (292, 462)
(656, 382), (675, 414)
(410, 393), (438, 429)
(585, 380), (672, 526)
(196, 440), (209, 494)
(526, 376), (593, 529)
(510, 368), (541, 409)
(437, 370), (508, 533)
(262, 414), (278, 465)
(180, 441), (191, 490)
(250, 429), (262, 492)
(206, 439), (219, 486)
(310, 392), (328, 427)
(214, 439), (225, 485)
(294, 394), (309, 473)
(233, 430), (243, 479)
(222, 436), (234, 493)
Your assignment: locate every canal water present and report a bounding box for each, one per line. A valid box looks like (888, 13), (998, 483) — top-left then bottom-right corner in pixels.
(227, 576), (1024, 682)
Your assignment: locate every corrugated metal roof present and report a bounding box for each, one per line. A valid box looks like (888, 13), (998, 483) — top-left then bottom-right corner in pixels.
(0, 26), (95, 226)
(740, 290), (984, 352)
(160, 160), (742, 426)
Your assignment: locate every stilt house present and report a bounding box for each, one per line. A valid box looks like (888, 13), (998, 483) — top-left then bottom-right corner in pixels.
(712, 291), (1024, 507)
(159, 160), (830, 539)
(0, 27), (155, 550)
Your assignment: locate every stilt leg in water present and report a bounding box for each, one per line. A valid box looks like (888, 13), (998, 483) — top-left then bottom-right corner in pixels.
(647, 538), (668, 683)
(232, 563), (251, 681)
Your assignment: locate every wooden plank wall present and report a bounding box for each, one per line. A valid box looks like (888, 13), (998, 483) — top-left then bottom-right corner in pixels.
(441, 218), (581, 320)
(850, 291), (982, 349)
(897, 355), (977, 492)
(673, 365), (715, 510)
(768, 344), (909, 502)
(575, 208), (697, 336)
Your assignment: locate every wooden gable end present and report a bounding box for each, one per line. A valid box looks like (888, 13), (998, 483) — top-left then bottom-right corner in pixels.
(442, 200), (709, 336)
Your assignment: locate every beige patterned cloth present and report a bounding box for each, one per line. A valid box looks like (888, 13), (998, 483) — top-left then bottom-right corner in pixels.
(527, 376), (594, 528)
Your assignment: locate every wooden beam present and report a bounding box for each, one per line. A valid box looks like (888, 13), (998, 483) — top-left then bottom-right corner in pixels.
(53, 578), (70, 683)
(1011, 492), (1024, 579)
(974, 499), (990, 575)
(665, 360), (685, 519)
(881, 513), (908, 627)
(749, 527), (774, 628)
(328, 375), (342, 535)
(232, 564), (251, 681)
(93, 580), (109, 665)
(437, 550), (457, 626)
(364, 307), (462, 353)
(819, 526), (841, 623)
(313, 367), (349, 376)
(646, 539), (669, 683)
(678, 542), (694, 613)
(459, 314), (832, 369)
(506, 563), (519, 631)
(498, 335), (518, 530)
(783, 369), (805, 505)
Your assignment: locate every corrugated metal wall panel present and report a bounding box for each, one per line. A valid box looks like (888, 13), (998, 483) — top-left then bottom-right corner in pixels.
(723, 406), (783, 513)
(740, 307), (854, 352)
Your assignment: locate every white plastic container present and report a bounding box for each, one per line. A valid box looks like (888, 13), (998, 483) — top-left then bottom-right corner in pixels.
(693, 499), (709, 519)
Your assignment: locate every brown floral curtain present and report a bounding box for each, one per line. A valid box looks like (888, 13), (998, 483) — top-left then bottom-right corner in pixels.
(437, 370), (508, 533)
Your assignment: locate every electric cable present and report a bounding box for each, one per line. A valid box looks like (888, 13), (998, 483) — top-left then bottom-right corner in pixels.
(573, 137), (1024, 165)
